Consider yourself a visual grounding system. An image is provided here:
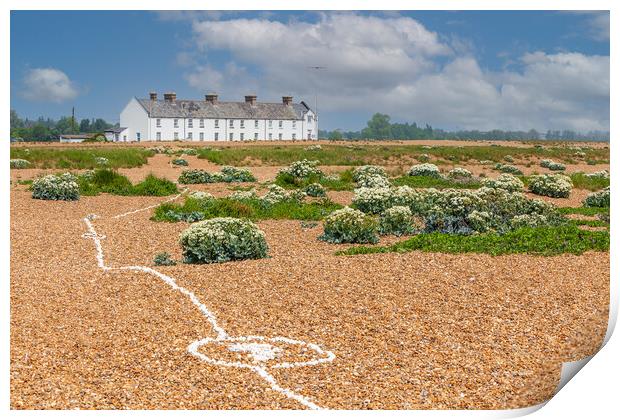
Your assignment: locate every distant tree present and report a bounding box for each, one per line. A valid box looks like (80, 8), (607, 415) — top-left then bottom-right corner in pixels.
(10, 109), (23, 128)
(30, 124), (50, 141)
(79, 118), (91, 132)
(328, 130), (343, 140)
(55, 116), (76, 134)
(362, 113), (392, 139)
(92, 118), (111, 132)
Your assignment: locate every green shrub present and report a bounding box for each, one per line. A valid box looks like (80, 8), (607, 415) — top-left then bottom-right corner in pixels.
(95, 156), (110, 166)
(379, 206), (416, 236)
(583, 187), (610, 208)
(319, 207), (379, 244)
(132, 175), (178, 196)
(408, 163), (441, 178)
(494, 163), (523, 175)
(153, 252), (176, 266)
(540, 159), (566, 171)
(179, 218), (268, 264)
(529, 174), (573, 198)
(32, 173), (80, 201)
(172, 158), (189, 166)
(278, 159), (322, 178)
(352, 187), (394, 214)
(219, 166), (256, 182)
(178, 169), (211, 184)
(353, 165), (387, 182)
(77, 169), (177, 196)
(303, 183), (327, 197)
(10, 159), (31, 169)
(481, 174), (524, 192)
(447, 167), (473, 179)
(503, 155), (515, 163)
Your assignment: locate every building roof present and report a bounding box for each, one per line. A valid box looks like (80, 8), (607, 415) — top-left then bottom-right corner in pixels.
(59, 134), (91, 139)
(104, 127), (127, 133)
(136, 98), (312, 120)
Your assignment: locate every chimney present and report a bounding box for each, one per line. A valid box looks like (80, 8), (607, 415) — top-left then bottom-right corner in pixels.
(149, 92), (157, 101)
(245, 95), (257, 105)
(205, 93), (218, 104)
(282, 96), (293, 106)
(163, 92), (176, 103)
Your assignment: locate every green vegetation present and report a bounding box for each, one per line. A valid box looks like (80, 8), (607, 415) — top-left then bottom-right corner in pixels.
(77, 169), (177, 196)
(569, 173), (610, 191)
(558, 206), (609, 216)
(393, 175), (482, 189)
(338, 225), (609, 257)
(274, 170), (355, 191)
(153, 196), (342, 222)
(197, 143), (608, 167)
(10, 147), (154, 169)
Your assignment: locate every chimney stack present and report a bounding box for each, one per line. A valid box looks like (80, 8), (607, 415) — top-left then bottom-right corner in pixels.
(205, 93), (218, 104)
(163, 92), (176, 103)
(282, 96), (293, 106)
(149, 92), (158, 101)
(245, 95), (257, 105)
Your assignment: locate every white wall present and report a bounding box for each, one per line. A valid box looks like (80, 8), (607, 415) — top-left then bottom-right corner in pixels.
(119, 98), (149, 142)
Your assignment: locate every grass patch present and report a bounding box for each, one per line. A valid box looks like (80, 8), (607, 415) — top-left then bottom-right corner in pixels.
(196, 144), (609, 167)
(78, 169), (178, 196)
(569, 219), (609, 228)
(393, 175), (482, 189)
(558, 206), (609, 216)
(16, 179), (33, 185)
(338, 225), (609, 256)
(274, 170), (355, 191)
(10, 147), (154, 169)
(569, 173), (610, 191)
(153, 197), (342, 222)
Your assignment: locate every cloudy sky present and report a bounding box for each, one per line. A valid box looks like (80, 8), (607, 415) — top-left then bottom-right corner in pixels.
(11, 10), (609, 132)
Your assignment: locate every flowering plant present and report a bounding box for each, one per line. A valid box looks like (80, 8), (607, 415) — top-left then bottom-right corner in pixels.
(408, 163), (441, 178)
(303, 183), (327, 197)
(180, 218), (268, 263)
(319, 207), (379, 244)
(447, 167), (473, 179)
(540, 159), (566, 171)
(32, 173), (80, 201)
(494, 163), (523, 175)
(278, 159), (322, 178)
(172, 158), (189, 166)
(379, 206), (416, 236)
(583, 187), (610, 208)
(481, 174), (524, 192)
(10, 159), (31, 169)
(94, 157), (110, 166)
(528, 174), (573, 198)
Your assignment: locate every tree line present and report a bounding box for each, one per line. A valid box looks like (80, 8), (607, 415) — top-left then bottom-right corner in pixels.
(320, 113), (610, 142)
(10, 109), (116, 141)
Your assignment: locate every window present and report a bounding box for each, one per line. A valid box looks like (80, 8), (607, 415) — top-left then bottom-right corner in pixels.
(254, 120), (259, 128)
(278, 133), (282, 140)
(308, 115), (313, 123)
(174, 132), (179, 140)
(240, 133), (244, 141)
(174, 119), (179, 128)
(292, 120), (296, 129)
(268, 133), (273, 140)
(229, 132), (233, 141)
(268, 120), (273, 128)
(215, 119), (219, 128)
(188, 132), (193, 140)
(240, 120), (245, 129)
(188, 118), (193, 128)
(136, 132), (141, 141)
(156, 132), (161, 141)
(292, 134), (296, 140)
(278, 120), (283, 129)
(156, 118), (161, 128)
(229, 120), (234, 128)
(199, 132), (204, 141)
(254, 133), (258, 140)
(123, 135), (127, 141)
(214, 132), (219, 141)
(199, 119), (204, 128)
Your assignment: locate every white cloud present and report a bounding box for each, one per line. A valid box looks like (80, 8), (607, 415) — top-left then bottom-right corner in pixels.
(181, 14), (609, 132)
(22, 68), (79, 103)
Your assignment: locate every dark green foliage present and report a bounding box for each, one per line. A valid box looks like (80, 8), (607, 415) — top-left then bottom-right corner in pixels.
(569, 173), (610, 191)
(77, 169), (177, 196)
(339, 225), (609, 256)
(393, 175), (482, 189)
(153, 252), (177, 266)
(558, 206), (609, 216)
(10, 148), (154, 169)
(275, 170), (355, 191)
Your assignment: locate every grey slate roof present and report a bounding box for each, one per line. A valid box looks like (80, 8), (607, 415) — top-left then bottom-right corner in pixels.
(136, 98), (312, 120)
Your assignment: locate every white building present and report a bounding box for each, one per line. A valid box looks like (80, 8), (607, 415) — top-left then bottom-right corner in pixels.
(118, 92), (317, 142)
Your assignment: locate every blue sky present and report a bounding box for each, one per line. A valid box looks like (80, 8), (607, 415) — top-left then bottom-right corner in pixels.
(11, 10), (609, 132)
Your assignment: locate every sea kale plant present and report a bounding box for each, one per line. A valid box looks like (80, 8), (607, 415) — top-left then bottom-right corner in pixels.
(189, 191), (214, 200)
(31, 173), (80, 201)
(583, 187), (610, 208)
(586, 170), (609, 179)
(179, 218), (268, 264)
(10, 159), (31, 169)
(494, 163), (523, 175)
(540, 159), (566, 171)
(379, 206), (416, 236)
(153, 252), (177, 266)
(279, 159), (323, 179)
(219, 166), (256, 182)
(94, 157), (110, 166)
(303, 183), (327, 197)
(319, 207), (379, 244)
(529, 174), (573, 198)
(353, 165), (391, 188)
(408, 163), (441, 178)
(172, 158), (189, 166)
(481, 174), (524, 192)
(447, 167), (473, 179)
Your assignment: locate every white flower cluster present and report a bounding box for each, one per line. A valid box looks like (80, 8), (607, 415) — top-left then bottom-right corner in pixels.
(447, 167), (473, 179)
(304, 144), (322, 151)
(585, 170), (609, 179)
(32, 172), (80, 201)
(574, 151), (587, 158)
(494, 163), (523, 175)
(228, 189), (258, 201)
(94, 157), (109, 166)
(479, 160), (494, 165)
(10, 159), (31, 169)
(279, 159), (323, 178)
(178, 167), (256, 184)
(149, 146), (171, 154)
(540, 159), (566, 171)
(319, 207), (379, 244)
(353, 165), (391, 188)
(510, 214), (550, 229)
(379, 206), (416, 236)
(180, 148), (198, 155)
(528, 174), (573, 198)
(481, 174), (524, 192)
(408, 163), (441, 178)
(352, 187), (395, 214)
(583, 187), (610, 208)
(179, 217), (268, 264)
(189, 191), (214, 200)
(504, 155), (515, 163)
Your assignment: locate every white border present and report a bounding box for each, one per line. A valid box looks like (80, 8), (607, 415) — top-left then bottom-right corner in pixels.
(3, 1), (616, 418)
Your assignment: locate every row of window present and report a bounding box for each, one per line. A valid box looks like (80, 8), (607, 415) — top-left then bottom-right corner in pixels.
(154, 132), (297, 141)
(155, 118), (307, 129)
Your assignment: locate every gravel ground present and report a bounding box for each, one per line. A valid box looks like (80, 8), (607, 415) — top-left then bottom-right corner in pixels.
(10, 185), (609, 409)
